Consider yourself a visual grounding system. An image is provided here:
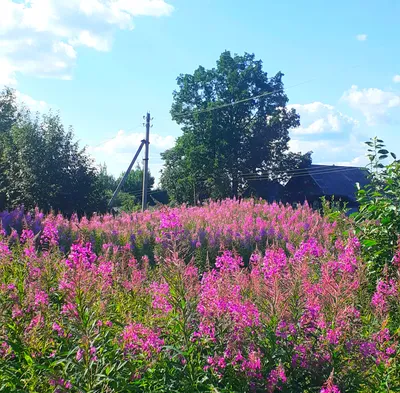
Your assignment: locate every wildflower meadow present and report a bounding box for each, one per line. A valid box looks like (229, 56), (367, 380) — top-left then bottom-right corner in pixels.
(1, 199), (400, 392)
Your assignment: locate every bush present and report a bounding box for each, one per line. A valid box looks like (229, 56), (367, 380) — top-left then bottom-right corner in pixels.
(352, 137), (400, 280)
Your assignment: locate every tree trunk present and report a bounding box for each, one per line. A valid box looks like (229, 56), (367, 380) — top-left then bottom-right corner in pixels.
(231, 174), (239, 199)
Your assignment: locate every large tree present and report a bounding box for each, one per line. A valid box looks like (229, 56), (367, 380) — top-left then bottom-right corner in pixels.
(0, 88), (109, 215)
(161, 51), (311, 204)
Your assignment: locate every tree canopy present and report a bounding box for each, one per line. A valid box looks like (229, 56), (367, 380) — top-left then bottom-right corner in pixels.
(119, 165), (155, 197)
(108, 166), (155, 211)
(161, 51), (311, 204)
(0, 88), (108, 215)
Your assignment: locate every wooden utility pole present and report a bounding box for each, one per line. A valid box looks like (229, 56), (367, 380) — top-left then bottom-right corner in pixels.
(108, 139), (145, 209)
(142, 112), (151, 211)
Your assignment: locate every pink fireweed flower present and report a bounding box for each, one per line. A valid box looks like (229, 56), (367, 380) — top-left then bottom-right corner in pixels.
(0, 241), (11, 257)
(215, 251), (243, 272)
(61, 302), (79, 318)
(26, 314), (44, 332)
(372, 328), (391, 344)
(24, 246), (36, 258)
(121, 323), (164, 358)
(52, 323), (65, 337)
(34, 290), (49, 308)
(12, 305), (23, 319)
(65, 243), (97, 269)
(49, 378), (72, 390)
(0, 342), (12, 358)
(76, 348), (84, 361)
(321, 385), (340, 393)
(97, 259), (113, 288)
(386, 345), (396, 356)
(262, 248), (287, 279)
(150, 282), (173, 313)
(326, 328), (341, 346)
(371, 279), (397, 314)
(294, 237), (325, 260)
(267, 363), (287, 391)
(243, 351), (262, 373)
(276, 321), (297, 339)
(40, 221), (59, 246)
(158, 211), (185, 242)
(89, 346), (97, 361)
(20, 229), (34, 244)
(321, 372), (340, 393)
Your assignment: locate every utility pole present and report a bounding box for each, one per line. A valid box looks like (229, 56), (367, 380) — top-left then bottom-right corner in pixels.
(142, 112), (151, 211)
(108, 139), (145, 209)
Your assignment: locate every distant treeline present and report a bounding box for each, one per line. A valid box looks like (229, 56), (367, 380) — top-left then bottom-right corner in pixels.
(0, 87), (160, 216)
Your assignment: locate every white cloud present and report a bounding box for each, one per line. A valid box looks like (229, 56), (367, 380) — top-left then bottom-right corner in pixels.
(356, 34), (367, 41)
(341, 85), (400, 125)
(289, 139), (343, 154)
(288, 101), (367, 166)
(289, 136), (367, 166)
(0, 58), (17, 85)
(53, 41), (77, 59)
(393, 75), (400, 83)
(0, 0), (174, 84)
(15, 90), (49, 112)
(88, 129), (175, 181)
(92, 129), (175, 155)
(70, 30), (112, 52)
(289, 102), (358, 135)
(334, 155), (368, 167)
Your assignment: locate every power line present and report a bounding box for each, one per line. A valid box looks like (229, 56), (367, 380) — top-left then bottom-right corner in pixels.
(120, 167), (366, 201)
(180, 166), (367, 185)
(241, 165), (367, 181)
(168, 165), (366, 183)
(242, 166), (367, 183)
(161, 64), (360, 123)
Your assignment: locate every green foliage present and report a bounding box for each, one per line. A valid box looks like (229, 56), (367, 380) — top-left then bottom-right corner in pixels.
(161, 51), (311, 204)
(107, 166), (155, 212)
(320, 196), (350, 235)
(352, 137), (400, 279)
(0, 87), (20, 134)
(119, 164), (154, 196)
(0, 88), (115, 215)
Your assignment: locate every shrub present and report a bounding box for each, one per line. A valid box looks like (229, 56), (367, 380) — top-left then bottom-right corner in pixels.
(353, 137), (400, 280)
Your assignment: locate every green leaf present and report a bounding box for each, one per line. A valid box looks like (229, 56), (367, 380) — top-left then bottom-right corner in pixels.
(362, 239), (377, 247)
(378, 149), (389, 155)
(23, 353), (33, 366)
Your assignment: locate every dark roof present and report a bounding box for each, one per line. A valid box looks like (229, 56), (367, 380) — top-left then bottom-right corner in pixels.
(244, 180), (284, 202)
(303, 164), (369, 202)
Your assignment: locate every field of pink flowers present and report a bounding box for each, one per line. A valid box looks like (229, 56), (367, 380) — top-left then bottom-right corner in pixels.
(1, 200), (400, 392)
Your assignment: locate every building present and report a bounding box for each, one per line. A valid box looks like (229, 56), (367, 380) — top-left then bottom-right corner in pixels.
(243, 179), (285, 203)
(284, 164), (370, 210)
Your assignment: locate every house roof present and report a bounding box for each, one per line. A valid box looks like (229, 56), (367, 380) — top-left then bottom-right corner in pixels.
(303, 164), (369, 202)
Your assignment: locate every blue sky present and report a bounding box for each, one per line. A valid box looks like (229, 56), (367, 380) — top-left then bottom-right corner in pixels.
(1, 0), (400, 183)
